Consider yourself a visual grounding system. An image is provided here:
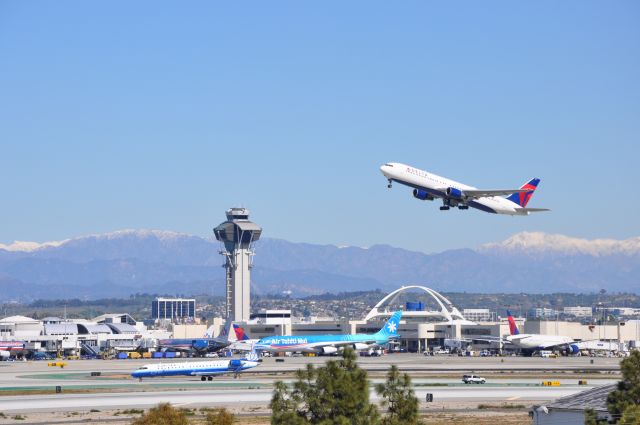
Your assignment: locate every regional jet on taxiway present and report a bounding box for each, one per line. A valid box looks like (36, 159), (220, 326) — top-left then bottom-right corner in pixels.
(380, 162), (549, 215)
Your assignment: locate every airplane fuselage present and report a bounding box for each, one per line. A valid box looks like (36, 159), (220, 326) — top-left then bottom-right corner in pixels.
(131, 359), (258, 379)
(380, 162), (533, 215)
(506, 334), (575, 350)
(157, 338), (230, 354)
(255, 333), (379, 354)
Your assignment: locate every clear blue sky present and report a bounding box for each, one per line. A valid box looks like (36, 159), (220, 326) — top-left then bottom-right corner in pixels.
(1, 2), (639, 253)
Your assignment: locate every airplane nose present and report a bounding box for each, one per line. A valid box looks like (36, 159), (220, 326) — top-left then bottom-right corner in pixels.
(380, 164), (392, 178)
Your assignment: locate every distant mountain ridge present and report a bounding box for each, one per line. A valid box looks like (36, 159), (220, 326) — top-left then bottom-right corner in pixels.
(0, 230), (638, 301)
(480, 232), (640, 256)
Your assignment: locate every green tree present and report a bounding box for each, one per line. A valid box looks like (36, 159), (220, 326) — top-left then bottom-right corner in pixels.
(585, 408), (606, 425)
(619, 405), (640, 425)
(375, 365), (421, 425)
(204, 408), (234, 425)
(608, 351), (640, 423)
(270, 381), (308, 425)
(270, 348), (380, 425)
(131, 403), (190, 425)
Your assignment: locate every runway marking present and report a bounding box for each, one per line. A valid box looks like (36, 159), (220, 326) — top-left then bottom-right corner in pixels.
(506, 396), (521, 400)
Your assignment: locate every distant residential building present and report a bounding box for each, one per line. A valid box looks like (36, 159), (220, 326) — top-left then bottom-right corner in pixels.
(563, 306), (593, 318)
(151, 298), (196, 322)
(528, 308), (558, 319)
(462, 309), (495, 322)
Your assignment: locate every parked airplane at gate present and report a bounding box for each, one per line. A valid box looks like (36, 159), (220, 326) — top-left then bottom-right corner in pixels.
(131, 358), (259, 381)
(157, 322), (231, 355)
(254, 311), (402, 354)
(0, 341), (24, 359)
(380, 162), (549, 215)
(503, 311), (581, 354)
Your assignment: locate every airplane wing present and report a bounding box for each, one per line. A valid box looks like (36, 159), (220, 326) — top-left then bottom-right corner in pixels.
(463, 189), (529, 198)
(539, 339), (600, 350)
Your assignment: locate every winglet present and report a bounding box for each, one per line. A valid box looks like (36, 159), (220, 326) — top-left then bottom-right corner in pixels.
(242, 342), (260, 361)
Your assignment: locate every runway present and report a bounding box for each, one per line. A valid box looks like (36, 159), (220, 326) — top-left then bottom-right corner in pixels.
(0, 385), (592, 413)
(0, 354), (622, 414)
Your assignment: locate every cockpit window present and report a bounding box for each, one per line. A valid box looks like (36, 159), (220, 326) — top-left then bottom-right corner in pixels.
(384, 163), (394, 167)
(139, 367), (148, 370)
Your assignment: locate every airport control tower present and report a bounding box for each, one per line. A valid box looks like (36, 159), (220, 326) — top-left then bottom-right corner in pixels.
(213, 208), (262, 322)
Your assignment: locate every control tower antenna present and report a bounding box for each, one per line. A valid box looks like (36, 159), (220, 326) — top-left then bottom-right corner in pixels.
(213, 208), (262, 322)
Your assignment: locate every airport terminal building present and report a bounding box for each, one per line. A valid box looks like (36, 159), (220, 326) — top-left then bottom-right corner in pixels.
(1, 285), (639, 358)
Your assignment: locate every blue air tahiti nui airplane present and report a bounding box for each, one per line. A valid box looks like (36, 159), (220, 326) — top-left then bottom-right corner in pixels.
(255, 311), (402, 354)
(380, 163), (549, 215)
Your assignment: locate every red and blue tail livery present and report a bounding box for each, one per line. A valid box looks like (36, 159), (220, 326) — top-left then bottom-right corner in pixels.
(233, 324), (250, 341)
(506, 178), (540, 208)
(507, 310), (520, 335)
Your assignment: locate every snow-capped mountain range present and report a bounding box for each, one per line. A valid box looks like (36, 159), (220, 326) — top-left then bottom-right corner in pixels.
(0, 230), (637, 301)
(481, 232), (640, 256)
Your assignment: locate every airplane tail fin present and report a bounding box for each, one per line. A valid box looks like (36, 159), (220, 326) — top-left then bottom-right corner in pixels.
(506, 178), (540, 207)
(507, 310), (520, 335)
(233, 324), (250, 341)
(216, 318), (234, 341)
(204, 325), (216, 339)
(374, 311), (402, 339)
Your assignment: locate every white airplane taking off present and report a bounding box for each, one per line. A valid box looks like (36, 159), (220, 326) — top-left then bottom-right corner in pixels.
(380, 163), (549, 215)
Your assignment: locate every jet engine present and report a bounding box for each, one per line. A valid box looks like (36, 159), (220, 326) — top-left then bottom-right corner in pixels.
(566, 344), (580, 355)
(0, 351), (10, 359)
(446, 187), (464, 199)
(412, 189), (434, 201)
(321, 346), (338, 354)
(352, 343), (370, 351)
(228, 359), (243, 369)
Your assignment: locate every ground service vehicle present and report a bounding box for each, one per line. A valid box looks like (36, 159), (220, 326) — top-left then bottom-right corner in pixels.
(462, 374), (486, 384)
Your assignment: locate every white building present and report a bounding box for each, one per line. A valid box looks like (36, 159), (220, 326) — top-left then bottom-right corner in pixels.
(0, 315), (42, 339)
(463, 309), (495, 322)
(563, 306), (593, 318)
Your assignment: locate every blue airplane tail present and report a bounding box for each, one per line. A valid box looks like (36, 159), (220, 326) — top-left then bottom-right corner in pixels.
(374, 311), (402, 339)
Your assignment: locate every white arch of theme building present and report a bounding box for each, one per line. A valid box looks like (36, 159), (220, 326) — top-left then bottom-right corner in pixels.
(364, 285), (472, 324)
